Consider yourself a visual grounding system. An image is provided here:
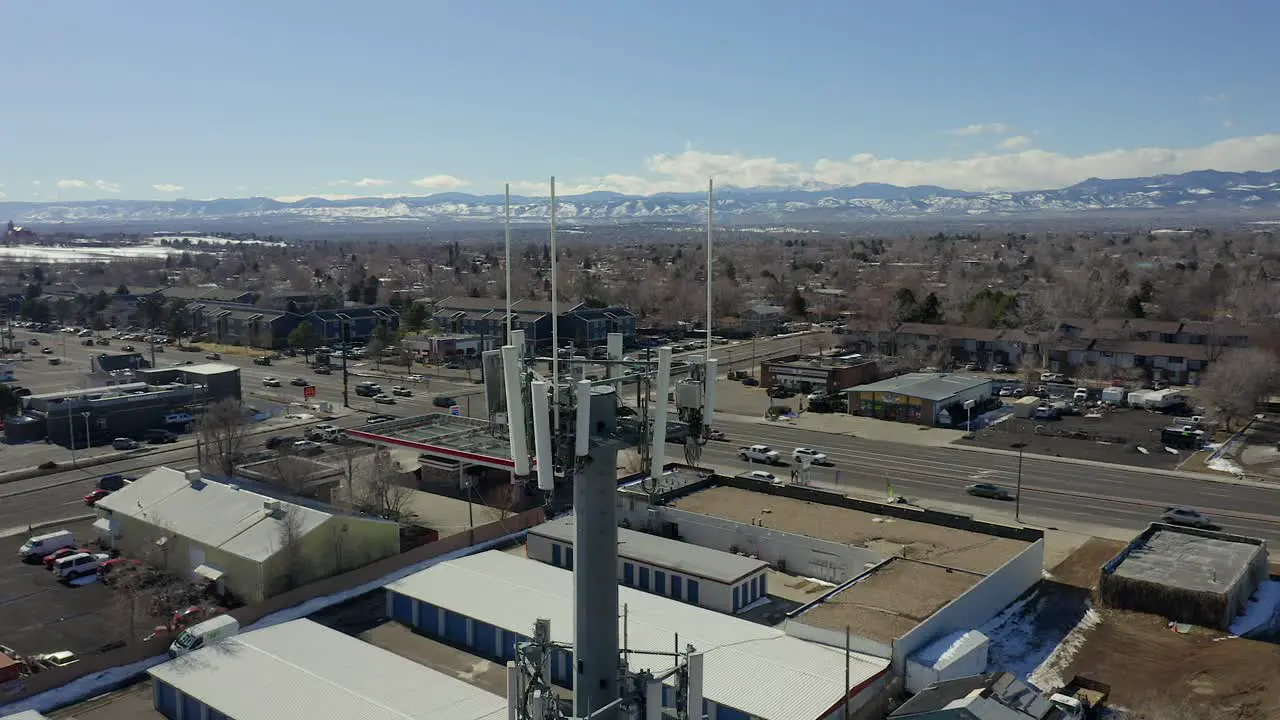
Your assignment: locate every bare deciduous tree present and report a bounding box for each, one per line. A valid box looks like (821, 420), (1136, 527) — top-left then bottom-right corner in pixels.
(1199, 348), (1280, 430)
(353, 449), (417, 523)
(197, 399), (250, 477)
(274, 505), (307, 591)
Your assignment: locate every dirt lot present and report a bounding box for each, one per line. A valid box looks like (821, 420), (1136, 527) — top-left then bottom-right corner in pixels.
(1237, 416), (1280, 481)
(958, 405), (1201, 470)
(1044, 537), (1280, 719)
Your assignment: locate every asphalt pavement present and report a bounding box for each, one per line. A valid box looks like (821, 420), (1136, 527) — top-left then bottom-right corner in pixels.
(694, 418), (1280, 543)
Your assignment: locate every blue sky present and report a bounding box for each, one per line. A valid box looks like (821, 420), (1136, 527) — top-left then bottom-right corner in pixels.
(3, 0), (1277, 201)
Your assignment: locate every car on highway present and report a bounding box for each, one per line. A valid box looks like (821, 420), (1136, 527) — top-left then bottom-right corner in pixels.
(121, 344), (135, 351)
(366, 414), (397, 424)
(81, 338), (95, 346)
(41, 347), (53, 354)
(744, 470), (782, 484)
(740, 377), (759, 386)
(306, 424), (342, 442)
(253, 356), (272, 366)
(1161, 506), (1215, 529)
(314, 365), (332, 374)
(290, 377), (310, 387)
(706, 428), (726, 441)
(391, 386), (412, 397)
(767, 386), (794, 399)
(111, 437), (140, 450)
(144, 429), (178, 444)
(262, 377), (281, 387)
(205, 352), (221, 360)
(966, 483), (1013, 500)
(373, 393), (396, 404)
(792, 447), (830, 465)
(433, 396), (457, 408)
(265, 435), (300, 450)
(407, 374), (426, 383)
(83, 489), (111, 506)
(27, 338), (39, 346)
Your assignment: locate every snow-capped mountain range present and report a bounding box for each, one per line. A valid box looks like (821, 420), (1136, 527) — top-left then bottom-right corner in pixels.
(4, 169), (1279, 227)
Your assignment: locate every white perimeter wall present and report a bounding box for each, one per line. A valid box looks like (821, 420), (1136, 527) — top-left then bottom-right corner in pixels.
(782, 617), (893, 659)
(892, 539), (1045, 673)
(617, 498), (887, 584)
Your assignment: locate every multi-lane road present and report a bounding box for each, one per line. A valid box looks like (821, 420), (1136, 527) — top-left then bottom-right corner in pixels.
(697, 418), (1280, 542)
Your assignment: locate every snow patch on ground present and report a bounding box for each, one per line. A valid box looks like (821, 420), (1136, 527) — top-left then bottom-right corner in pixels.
(1207, 456), (1244, 475)
(1029, 608), (1101, 691)
(1229, 580), (1280, 637)
(980, 587), (1090, 681)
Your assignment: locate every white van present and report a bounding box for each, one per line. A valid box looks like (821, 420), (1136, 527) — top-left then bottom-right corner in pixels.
(53, 552), (109, 580)
(169, 615), (240, 658)
(18, 530), (76, 560)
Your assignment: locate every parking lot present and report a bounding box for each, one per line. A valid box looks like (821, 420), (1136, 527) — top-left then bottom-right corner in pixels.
(0, 520), (121, 659)
(959, 404), (1200, 470)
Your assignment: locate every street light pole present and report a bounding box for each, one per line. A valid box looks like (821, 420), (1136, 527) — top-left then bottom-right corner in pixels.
(1012, 442), (1027, 522)
(81, 412), (91, 450)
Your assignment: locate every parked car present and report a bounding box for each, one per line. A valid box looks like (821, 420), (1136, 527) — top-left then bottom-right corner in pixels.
(264, 435), (300, 450)
(43, 546), (90, 569)
(20, 533), (76, 562)
(744, 470), (781, 484)
(262, 377), (281, 387)
(966, 483), (1013, 500)
(34, 651), (79, 668)
(53, 552), (111, 581)
(111, 437), (140, 450)
(766, 386), (794, 399)
(392, 386), (412, 397)
(373, 393), (396, 404)
(366, 414), (397, 424)
(1073, 388), (1089, 401)
(290, 377), (310, 387)
(290, 440), (325, 456)
(1161, 506), (1215, 529)
(83, 489), (111, 506)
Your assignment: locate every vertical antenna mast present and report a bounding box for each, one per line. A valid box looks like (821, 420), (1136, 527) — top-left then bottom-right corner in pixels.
(550, 176), (560, 430)
(706, 177), (714, 361)
(505, 183), (513, 342)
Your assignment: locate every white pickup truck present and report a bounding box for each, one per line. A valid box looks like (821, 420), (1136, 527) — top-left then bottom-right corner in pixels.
(739, 444), (782, 465)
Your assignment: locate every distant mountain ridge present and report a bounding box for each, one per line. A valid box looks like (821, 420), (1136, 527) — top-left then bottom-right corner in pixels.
(4, 169), (1279, 227)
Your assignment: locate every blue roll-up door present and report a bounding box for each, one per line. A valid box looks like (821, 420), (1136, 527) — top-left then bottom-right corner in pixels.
(717, 703), (751, 720)
(181, 691), (203, 720)
(566, 546), (574, 570)
(623, 562), (634, 586)
(639, 566), (650, 590)
(550, 648), (565, 684)
(391, 592), (415, 625)
(688, 579), (700, 604)
(155, 681), (178, 719)
(444, 610), (469, 643)
(564, 650), (575, 689)
(208, 708), (229, 720)
(671, 575), (683, 600)
(418, 602), (440, 635)
(552, 543), (562, 566)
(654, 570), (666, 595)
(473, 621), (497, 658)
(759, 573), (767, 597)
(733, 585), (740, 610)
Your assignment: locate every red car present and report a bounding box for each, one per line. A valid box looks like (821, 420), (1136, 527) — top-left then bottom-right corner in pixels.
(42, 547), (89, 569)
(83, 489), (111, 506)
(97, 558), (141, 581)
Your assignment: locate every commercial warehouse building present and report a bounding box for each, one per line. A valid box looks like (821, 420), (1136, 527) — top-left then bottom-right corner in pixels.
(843, 373), (993, 426)
(148, 618), (508, 720)
(526, 514), (770, 615)
(94, 467), (400, 603)
(384, 550), (890, 720)
(759, 353), (878, 395)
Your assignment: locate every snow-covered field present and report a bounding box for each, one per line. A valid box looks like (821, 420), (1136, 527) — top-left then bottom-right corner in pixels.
(978, 584), (1095, 687)
(1229, 580), (1280, 637)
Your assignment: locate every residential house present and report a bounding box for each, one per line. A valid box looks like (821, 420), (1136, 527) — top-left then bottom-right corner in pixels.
(307, 306), (400, 345)
(258, 292), (336, 314)
(92, 467), (400, 603)
(741, 304), (785, 335)
(187, 303), (301, 349)
(160, 285), (260, 305)
(431, 296), (636, 351)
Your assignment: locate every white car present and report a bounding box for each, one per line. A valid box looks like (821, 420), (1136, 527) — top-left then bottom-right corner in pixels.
(392, 386), (413, 397)
(262, 377), (281, 387)
(745, 470), (781, 484)
(406, 374), (426, 383)
(290, 440), (325, 456)
(792, 447), (830, 465)
(1073, 388), (1089, 401)
(1161, 507), (1215, 529)
(373, 393), (396, 404)
(52, 552), (110, 580)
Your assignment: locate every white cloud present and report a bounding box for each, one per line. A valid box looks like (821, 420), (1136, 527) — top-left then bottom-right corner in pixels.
(997, 135), (1033, 151)
(152, 183), (184, 193)
(273, 192), (410, 203)
(327, 177), (394, 188)
(945, 122), (1013, 136)
(1203, 93), (1230, 104)
(57, 178), (89, 189)
(409, 175), (471, 190)
(1223, 118), (1234, 129)
(524, 134), (1280, 195)
(94, 180), (121, 193)
(59, 178), (120, 192)
(31, 180), (41, 186)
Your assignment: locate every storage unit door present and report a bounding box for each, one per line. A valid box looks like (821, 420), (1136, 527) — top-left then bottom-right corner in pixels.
(417, 602), (440, 635)
(181, 692), (204, 720)
(155, 681), (179, 719)
(473, 621), (497, 658)
(444, 610), (469, 643)
(391, 592), (415, 625)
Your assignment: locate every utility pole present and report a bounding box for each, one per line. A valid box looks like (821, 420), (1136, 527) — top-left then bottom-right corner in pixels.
(1012, 442), (1027, 522)
(341, 320), (350, 408)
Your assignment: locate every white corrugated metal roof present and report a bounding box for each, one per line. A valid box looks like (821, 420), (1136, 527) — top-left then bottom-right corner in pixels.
(147, 619), (507, 720)
(0, 711), (50, 720)
(96, 467), (330, 563)
(386, 551), (888, 720)
(529, 514), (768, 584)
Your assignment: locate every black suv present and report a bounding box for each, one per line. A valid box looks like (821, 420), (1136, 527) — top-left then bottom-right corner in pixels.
(144, 429), (178, 444)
